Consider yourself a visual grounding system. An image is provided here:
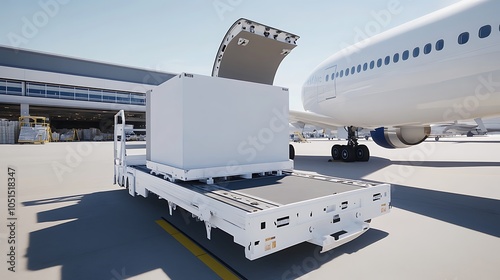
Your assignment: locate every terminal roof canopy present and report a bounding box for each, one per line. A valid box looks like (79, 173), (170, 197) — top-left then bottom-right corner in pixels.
(0, 45), (176, 86)
(212, 18), (299, 85)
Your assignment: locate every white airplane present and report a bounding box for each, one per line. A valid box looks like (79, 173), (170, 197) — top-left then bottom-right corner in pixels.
(291, 0), (500, 162)
(431, 117), (500, 141)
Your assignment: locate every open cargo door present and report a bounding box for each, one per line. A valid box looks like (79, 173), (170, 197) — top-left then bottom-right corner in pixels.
(212, 18), (299, 85)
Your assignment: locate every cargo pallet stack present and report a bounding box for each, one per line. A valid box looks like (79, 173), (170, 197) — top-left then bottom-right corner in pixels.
(0, 119), (19, 144)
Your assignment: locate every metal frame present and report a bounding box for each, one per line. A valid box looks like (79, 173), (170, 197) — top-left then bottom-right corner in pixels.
(146, 160), (291, 184)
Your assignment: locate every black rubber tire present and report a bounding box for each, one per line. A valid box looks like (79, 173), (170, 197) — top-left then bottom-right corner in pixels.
(341, 146), (356, 162)
(331, 144), (342, 160)
(289, 144), (295, 160)
(355, 145), (370, 162)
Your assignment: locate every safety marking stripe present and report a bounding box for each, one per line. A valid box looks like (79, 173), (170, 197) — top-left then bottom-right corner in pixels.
(156, 219), (242, 280)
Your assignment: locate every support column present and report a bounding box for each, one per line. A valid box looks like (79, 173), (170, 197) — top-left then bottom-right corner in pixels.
(20, 103), (29, 116)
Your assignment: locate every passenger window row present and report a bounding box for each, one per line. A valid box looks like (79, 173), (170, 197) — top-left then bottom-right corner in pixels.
(325, 24), (496, 82)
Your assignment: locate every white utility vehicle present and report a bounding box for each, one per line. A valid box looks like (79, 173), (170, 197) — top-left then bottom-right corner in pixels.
(113, 72), (390, 260)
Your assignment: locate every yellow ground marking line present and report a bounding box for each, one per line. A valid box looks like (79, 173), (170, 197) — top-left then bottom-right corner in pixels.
(156, 219), (241, 280)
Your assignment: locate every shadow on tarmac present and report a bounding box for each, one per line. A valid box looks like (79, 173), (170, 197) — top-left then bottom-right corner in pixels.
(294, 155), (500, 238)
(23, 187), (388, 280)
(23, 190), (221, 280)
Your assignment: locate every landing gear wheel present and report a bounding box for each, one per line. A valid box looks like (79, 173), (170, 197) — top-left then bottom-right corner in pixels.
(355, 145), (370, 162)
(289, 144), (295, 160)
(331, 144), (342, 160)
(329, 127), (372, 162)
(341, 146), (356, 162)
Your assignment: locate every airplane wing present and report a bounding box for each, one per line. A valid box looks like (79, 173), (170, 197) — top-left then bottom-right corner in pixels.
(431, 117), (500, 139)
(431, 122), (477, 134)
(289, 110), (340, 132)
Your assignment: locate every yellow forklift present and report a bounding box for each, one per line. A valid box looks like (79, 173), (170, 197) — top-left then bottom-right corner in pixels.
(18, 116), (52, 144)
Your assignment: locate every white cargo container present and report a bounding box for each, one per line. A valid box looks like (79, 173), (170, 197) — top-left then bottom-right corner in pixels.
(146, 73), (293, 183)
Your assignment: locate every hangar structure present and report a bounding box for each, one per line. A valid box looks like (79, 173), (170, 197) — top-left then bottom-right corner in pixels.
(0, 45), (176, 129)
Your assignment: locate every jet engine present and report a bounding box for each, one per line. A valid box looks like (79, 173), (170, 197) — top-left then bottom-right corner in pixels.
(371, 126), (431, 149)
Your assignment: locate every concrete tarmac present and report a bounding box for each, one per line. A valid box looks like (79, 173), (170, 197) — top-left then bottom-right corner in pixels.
(0, 137), (499, 280)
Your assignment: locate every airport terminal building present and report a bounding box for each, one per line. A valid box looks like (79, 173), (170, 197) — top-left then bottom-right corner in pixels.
(0, 45), (176, 132)
(0, 18), (297, 143)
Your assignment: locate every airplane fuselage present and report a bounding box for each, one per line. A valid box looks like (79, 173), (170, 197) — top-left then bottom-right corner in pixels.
(302, 0), (500, 128)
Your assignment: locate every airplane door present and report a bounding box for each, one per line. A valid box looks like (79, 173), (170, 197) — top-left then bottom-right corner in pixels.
(317, 65), (337, 102)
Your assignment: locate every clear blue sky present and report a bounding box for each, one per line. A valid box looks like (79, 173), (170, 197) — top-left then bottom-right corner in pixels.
(2, 0), (460, 111)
